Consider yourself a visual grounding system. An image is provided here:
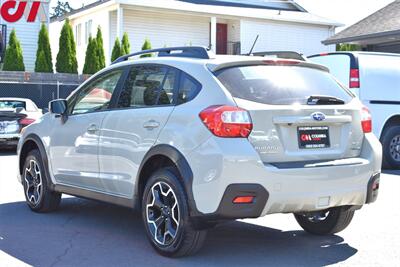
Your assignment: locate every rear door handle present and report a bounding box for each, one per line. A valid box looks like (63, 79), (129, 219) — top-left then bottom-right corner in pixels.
(143, 120), (160, 129)
(87, 124), (99, 133)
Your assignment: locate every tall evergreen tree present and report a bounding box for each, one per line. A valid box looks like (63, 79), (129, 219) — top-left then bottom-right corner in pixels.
(96, 27), (105, 69)
(140, 38), (152, 58)
(35, 51), (48, 73)
(56, 19), (78, 74)
(83, 37), (99, 75)
(111, 37), (121, 62)
(121, 32), (130, 56)
(35, 24), (53, 73)
(336, 43), (361, 52)
(3, 29), (25, 71)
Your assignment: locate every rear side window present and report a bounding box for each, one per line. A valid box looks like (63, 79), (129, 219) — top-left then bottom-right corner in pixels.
(177, 73), (201, 104)
(216, 65), (353, 105)
(117, 66), (177, 108)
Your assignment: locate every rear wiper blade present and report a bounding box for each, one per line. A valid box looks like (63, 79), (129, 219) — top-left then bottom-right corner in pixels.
(307, 95), (345, 105)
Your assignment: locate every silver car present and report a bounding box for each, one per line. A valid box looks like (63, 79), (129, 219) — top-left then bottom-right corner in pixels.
(17, 47), (382, 257)
(0, 98), (42, 148)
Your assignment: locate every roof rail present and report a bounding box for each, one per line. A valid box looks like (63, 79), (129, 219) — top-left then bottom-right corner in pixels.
(112, 46), (214, 65)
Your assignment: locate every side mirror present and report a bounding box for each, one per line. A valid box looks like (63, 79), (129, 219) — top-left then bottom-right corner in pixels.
(41, 108), (49, 114)
(49, 99), (68, 116)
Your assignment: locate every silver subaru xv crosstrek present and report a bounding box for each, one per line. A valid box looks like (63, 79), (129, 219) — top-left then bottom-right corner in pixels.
(17, 47), (382, 257)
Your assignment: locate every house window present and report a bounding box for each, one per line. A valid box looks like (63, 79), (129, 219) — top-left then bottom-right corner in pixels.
(85, 20), (92, 44)
(75, 24), (82, 46)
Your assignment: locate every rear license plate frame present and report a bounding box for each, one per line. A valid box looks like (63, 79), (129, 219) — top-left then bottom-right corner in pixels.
(298, 126), (330, 149)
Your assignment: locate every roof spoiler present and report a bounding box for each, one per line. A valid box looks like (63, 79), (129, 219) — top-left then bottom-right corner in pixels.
(209, 59), (329, 73)
(250, 51), (307, 61)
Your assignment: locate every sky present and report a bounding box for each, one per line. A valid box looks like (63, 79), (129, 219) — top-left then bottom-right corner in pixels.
(50, 0), (395, 32)
(295, 0), (394, 31)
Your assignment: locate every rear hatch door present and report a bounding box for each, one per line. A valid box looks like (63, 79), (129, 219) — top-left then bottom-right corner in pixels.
(215, 63), (364, 163)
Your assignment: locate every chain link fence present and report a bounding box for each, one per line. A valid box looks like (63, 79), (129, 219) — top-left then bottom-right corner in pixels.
(0, 72), (89, 109)
(0, 83), (78, 109)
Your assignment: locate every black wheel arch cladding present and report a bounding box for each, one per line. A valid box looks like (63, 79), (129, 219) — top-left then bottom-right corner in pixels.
(136, 144), (201, 216)
(20, 134), (55, 191)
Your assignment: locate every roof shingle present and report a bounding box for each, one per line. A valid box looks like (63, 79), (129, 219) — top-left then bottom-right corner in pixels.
(323, 0), (400, 44)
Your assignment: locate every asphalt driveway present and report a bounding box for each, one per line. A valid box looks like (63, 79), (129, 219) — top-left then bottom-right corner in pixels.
(1, 151), (399, 267)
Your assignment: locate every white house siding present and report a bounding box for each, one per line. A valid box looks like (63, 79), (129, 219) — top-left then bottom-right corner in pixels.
(50, 3), (340, 73)
(109, 10), (117, 58)
(240, 19), (335, 56)
(50, 10), (113, 73)
(228, 20), (240, 44)
(0, 0), (50, 71)
(119, 8), (210, 53)
(49, 20), (62, 70)
(69, 9), (112, 73)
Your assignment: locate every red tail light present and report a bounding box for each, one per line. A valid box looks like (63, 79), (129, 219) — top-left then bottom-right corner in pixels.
(361, 106), (372, 133)
(199, 105), (253, 138)
(233, 196), (255, 204)
(19, 118), (35, 126)
(350, 68), (360, 88)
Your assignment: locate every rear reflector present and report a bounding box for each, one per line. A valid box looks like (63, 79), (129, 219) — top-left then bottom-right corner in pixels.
(19, 118), (35, 126)
(199, 105), (253, 138)
(361, 106), (372, 133)
(233, 196), (255, 204)
(350, 68), (360, 88)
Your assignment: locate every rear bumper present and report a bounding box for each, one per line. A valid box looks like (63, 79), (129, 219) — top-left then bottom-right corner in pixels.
(0, 133), (20, 146)
(196, 184), (269, 221)
(187, 133), (382, 218)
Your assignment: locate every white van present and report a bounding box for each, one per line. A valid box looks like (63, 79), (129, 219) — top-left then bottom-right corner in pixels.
(309, 52), (400, 169)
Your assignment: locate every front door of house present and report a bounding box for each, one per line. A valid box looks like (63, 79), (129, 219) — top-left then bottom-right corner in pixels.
(216, 23), (228, 54)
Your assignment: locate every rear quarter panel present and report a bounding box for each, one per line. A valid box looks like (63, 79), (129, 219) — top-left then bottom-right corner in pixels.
(156, 63), (236, 155)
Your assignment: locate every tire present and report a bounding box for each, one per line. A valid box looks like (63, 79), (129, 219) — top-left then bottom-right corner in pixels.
(142, 167), (207, 257)
(381, 125), (400, 169)
(22, 149), (61, 212)
(294, 207), (354, 235)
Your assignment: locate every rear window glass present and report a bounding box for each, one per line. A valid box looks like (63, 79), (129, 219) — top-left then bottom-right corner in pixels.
(0, 100), (26, 110)
(216, 65), (353, 105)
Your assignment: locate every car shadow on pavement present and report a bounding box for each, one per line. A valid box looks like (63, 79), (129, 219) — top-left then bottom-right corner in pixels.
(0, 198), (357, 267)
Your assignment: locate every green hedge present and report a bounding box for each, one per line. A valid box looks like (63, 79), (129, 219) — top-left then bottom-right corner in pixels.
(35, 24), (53, 73)
(3, 29), (25, 71)
(56, 19), (78, 73)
